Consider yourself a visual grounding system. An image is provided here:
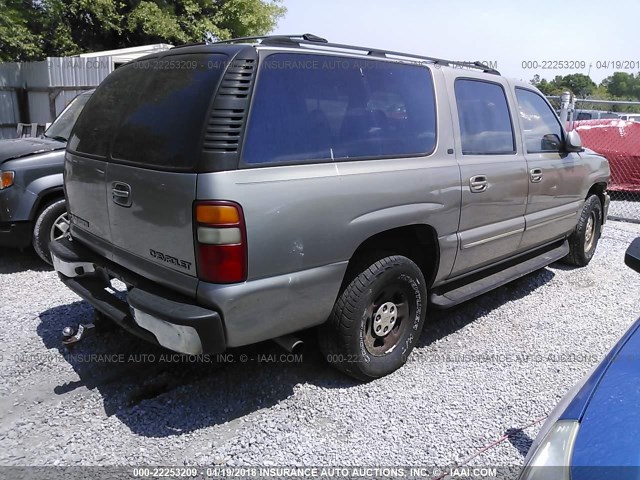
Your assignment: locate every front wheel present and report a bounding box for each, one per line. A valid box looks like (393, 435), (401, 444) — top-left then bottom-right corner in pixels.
(319, 255), (427, 381)
(33, 198), (68, 265)
(563, 195), (603, 267)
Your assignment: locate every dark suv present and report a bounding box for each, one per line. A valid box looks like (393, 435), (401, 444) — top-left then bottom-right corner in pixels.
(0, 90), (92, 263)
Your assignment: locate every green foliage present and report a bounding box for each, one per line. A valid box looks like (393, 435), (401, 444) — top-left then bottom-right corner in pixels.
(0, 0), (43, 61)
(531, 71), (640, 113)
(530, 73), (596, 97)
(600, 72), (640, 100)
(0, 0), (286, 62)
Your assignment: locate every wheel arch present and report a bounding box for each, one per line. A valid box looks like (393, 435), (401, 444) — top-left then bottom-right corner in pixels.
(341, 224), (440, 292)
(30, 187), (65, 222)
(587, 182), (607, 223)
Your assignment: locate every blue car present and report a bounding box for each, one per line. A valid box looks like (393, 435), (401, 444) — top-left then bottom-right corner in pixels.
(520, 237), (640, 479)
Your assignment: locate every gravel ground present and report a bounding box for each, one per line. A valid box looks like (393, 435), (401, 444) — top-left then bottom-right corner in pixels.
(1, 220), (640, 471)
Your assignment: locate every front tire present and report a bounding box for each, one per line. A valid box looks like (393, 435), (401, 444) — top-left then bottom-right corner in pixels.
(563, 195), (602, 267)
(319, 255), (427, 381)
(33, 198), (68, 265)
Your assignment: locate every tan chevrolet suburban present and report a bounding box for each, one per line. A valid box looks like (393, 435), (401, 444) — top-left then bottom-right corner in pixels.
(50, 34), (610, 380)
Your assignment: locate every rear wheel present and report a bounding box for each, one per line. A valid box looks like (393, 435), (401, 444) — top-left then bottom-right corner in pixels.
(33, 198), (68, 265)
(319, 255), (427, 381)
(563, 195), (602, 267)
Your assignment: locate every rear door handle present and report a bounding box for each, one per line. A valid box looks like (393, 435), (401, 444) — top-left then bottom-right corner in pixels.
(530, 168), (543, 183)
(112, 189), (129, 198)
(469, 175), (488, 193)
(112, 182), (132, 207)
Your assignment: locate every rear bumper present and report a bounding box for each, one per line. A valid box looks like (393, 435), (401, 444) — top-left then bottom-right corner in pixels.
(50, 237), (226, 355)
(0, 221), (32, 248)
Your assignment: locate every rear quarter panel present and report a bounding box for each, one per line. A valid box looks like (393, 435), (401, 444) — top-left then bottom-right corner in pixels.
(196, 157), (461, 281)
(196, 152), (460, 347)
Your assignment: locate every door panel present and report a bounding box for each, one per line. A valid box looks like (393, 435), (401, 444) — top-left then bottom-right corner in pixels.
(521, 153), (585, 248)
(514, 88), (586, 249)
(106, 163), (198, 278)
(454, 157), (528, 274)
(447, 77), (528, 277)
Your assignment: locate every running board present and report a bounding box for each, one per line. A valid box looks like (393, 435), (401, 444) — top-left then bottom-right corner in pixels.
(430, 240), (569, 309)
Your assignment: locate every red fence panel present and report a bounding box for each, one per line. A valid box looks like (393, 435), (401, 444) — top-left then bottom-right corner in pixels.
(572, 119), (640, 193)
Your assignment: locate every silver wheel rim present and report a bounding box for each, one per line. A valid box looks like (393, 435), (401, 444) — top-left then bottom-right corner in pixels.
(363, 283), (412, 357)
(51, 212), (70, 241)
(584, 212), (596, 252)
(373, 302), (398, 337)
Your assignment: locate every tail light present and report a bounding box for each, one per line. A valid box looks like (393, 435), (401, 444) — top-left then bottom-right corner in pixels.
(194, 201), (247, 283)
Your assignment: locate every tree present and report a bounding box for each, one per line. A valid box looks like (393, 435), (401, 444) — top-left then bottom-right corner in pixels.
(560, 73), (596, 98)
(0, 0), (43, 62)
(0, 0), (286, 62)
(530, 73), (596, 97)
(531, 74), (560, 96)
(600, 72), (640, 100)
(531, 71), (640, 113)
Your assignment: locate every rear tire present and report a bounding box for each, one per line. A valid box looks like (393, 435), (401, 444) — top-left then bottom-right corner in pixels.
(319, 255), (427, 381)
(563, 195), (602, 267)
(33, 198), (68, 265)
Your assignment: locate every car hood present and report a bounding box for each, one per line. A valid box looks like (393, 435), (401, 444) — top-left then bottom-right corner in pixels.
(0, 137), (65, 165)
(567, 316), (640, 476)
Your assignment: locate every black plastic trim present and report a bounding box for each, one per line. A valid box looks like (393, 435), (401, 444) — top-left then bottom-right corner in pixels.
(197, 46), (259, 173)
(431, 240), (569, 308)
(432, 238), (568, 305)
(51, 237), (227, 354)
(625, 237), (640, 274)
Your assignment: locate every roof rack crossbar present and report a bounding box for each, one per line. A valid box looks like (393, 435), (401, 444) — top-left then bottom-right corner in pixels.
(213, 33), (328, 45)
(211, 34), (500, 75)
(213, 35), (272, 45)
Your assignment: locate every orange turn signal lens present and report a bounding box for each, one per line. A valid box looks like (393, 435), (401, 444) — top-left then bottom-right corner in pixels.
(196, 204), (240, 225)
(0, 171), (14, 190)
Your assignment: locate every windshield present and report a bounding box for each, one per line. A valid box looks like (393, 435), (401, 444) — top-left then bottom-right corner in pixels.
(44, 92), (93, 142)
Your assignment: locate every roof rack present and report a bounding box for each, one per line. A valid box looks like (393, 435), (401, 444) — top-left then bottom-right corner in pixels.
(171, 41), (207, 50)
(211, 34), (500, 75)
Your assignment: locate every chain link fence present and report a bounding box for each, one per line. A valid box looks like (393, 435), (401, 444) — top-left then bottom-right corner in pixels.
(550, 96), (640, 224)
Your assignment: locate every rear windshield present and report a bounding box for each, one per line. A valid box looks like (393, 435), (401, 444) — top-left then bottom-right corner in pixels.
(68, 54), (228, 170)
(242, 53), (437, 165)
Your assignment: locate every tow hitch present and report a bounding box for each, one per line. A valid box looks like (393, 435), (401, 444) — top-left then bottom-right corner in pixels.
(61, 311), (114, 346)
(62, 323), (97, 346)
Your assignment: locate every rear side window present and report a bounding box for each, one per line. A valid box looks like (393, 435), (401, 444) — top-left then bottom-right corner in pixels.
(454, 79), (515, 155)
(69, 54), (228, 169)
(242, 54), (436, 165)
(515, 88), (564, 153)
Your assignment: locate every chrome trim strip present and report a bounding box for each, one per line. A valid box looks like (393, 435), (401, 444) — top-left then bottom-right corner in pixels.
(462, 228), (524, 249)
(527, 211), (578, 231)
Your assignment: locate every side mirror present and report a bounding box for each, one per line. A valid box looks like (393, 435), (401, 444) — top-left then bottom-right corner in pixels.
(565, 130), (583, 152)
(626, 238), (640, 273)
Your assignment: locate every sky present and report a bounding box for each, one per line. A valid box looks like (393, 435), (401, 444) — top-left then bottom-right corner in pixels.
(272, 0), (640, 84)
